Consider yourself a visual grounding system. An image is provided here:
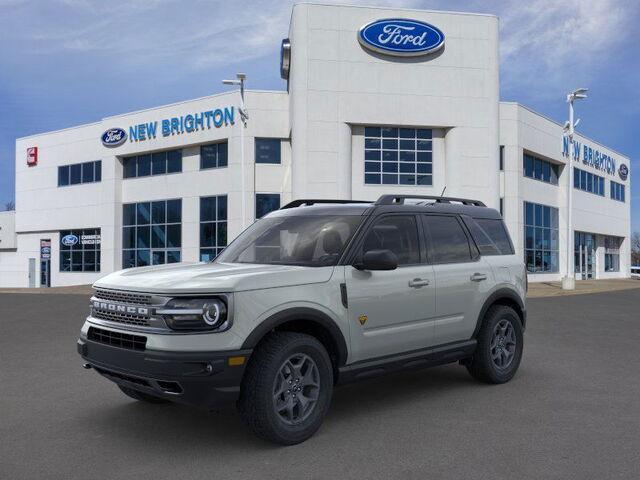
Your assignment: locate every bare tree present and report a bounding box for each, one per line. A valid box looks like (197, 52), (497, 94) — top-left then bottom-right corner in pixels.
(632, 231), (640, 266)
(4, 200), (15, 211)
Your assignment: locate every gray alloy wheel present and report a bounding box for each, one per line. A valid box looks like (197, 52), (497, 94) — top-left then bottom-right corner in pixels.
(490, 319), (517, 369)
(272, 353), (321, 425)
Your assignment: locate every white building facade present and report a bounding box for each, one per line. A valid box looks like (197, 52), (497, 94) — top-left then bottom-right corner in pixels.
(0, 3), (631, 288)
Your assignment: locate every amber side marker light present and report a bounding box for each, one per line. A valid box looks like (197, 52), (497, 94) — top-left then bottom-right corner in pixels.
(228, 356), (246, 366)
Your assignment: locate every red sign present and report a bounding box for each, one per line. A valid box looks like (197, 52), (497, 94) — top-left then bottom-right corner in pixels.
(27, 147), (38, 166)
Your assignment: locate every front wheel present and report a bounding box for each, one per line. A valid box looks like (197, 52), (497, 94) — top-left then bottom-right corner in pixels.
(238, 332), (334, 445)
(466, 305), (523, 384)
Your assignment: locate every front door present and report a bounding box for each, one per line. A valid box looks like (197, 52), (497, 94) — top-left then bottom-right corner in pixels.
(345, 214), (436, 363)
(575, 232), (595, 280)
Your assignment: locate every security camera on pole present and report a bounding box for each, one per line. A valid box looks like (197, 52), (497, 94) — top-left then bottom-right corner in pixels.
(222, 73), (249, 229)
(562, 87), (588, 290)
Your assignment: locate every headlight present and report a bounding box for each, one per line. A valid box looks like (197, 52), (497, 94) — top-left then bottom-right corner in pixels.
(157, 297), (230, 332)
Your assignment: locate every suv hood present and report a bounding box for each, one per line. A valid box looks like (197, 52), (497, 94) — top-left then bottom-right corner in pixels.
(93, 262), (335, 294)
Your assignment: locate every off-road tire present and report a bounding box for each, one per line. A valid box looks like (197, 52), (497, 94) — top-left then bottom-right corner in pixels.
(466, 305), (523, 384)
(118, 385), (169, 404)
(238, 332), (334, 445)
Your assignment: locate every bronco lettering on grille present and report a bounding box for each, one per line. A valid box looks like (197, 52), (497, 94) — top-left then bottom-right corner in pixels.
(91, 300), (149, 316)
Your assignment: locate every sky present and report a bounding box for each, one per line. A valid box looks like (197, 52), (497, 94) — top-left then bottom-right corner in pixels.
(0, 0), (638, 230)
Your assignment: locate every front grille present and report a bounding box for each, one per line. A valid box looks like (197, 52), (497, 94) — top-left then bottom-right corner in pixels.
(92, 310), (151, 327)
(94, 289), (152, 305)
(88, 326), (147, 351)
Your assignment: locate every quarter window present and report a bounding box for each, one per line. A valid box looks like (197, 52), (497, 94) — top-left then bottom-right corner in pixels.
(58, 161), (101, 187)
(364, 127), (433, 186)
(59, 228), (101, 272)
(361, 216), (420, 265)
(200, 196), (228, 261)
(423, 215), (473, 263)
(255, 138), (281, 164)
(122, 149), (182, 178)
(523, 201), (559, 273)
(201, 141), (228, 170)
(466, 217), (514, 256)
(574, 167), (604, 196)
(123, 199), (181, 268)
(523, 153), (559, 185)
(610, 180), (625, 202)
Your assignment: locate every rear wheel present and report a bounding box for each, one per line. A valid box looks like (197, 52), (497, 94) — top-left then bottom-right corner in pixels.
(466, 305), (523, 384)
(238, 332), (334, 445)
(118, 385), (169, 404)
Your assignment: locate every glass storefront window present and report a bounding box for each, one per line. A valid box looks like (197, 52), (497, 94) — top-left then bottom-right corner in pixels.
(123, 149), (182, 178)
(523, 201), (559, 273)
(60, 228), (101, 272)
(200, 196), (228, 262)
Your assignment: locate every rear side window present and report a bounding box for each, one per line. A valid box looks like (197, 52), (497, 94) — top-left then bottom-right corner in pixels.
(361, 215), (420, 265)
(468, 218), (514, 255)
(423, 215), (472, 264)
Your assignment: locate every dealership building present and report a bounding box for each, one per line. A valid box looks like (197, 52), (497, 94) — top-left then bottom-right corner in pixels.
(0, 3), (631, 288)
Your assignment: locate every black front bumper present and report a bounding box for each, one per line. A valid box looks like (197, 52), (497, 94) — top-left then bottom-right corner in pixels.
(77, 338), (252, 409)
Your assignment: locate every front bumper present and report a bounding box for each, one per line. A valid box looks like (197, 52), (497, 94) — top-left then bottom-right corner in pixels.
(77, 337), (252, 409)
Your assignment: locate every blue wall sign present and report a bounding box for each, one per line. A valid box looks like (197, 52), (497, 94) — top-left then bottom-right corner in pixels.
(619, 164), (628, 181)
(562, 136), (618, 177)
(358, 19), (445, 56)
(61, 234), (79, 247)
(101, 128), (127, 147)
(100, 107), (235, 147)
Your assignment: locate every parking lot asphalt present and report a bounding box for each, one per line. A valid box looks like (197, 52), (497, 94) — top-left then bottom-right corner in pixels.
(1, 289), (639, 480)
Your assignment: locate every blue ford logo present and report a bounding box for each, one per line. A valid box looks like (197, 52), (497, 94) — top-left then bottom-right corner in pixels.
(101, 128), (127, 147)
(61, 234), (79, 247)
(619, 164), (628, 181)
(358, 18), (445, 57)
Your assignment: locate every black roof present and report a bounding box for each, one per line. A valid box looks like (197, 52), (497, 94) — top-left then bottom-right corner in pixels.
(273, 196), (502, 220)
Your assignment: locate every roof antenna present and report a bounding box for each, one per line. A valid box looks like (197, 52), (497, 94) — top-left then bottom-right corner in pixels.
(440, 186), (447, 197)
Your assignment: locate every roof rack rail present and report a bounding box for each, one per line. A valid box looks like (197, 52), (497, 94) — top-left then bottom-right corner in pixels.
(375, 195), (486, 207)
(280, 199), (372, 209)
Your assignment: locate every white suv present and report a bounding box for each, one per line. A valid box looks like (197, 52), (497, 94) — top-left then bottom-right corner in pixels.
(78, 195), (527, 444)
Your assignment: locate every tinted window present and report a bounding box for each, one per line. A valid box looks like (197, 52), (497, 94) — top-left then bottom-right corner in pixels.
(423, 215), (472, 263)
(255, 138), (281, 164)
(256, 194), (280, 219)
(70, 164), (82, 184)
(123, 149), (182, 178)
(468, 218), (514, 255)
(361, 216), (420, 265)
(58, 166), (70, 186)
(201, 142), (228, 169)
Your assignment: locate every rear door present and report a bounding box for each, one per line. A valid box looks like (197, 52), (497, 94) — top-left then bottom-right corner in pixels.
(422, 214), (493, 345)
(345, 214), (436, 363)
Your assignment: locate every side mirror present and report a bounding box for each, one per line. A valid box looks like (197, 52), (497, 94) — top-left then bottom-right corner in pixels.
(355, 249), (398, 271)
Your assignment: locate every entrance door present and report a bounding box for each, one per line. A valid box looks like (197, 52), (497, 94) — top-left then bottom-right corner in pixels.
(28, 258), (36, 288)
(40, 260), (51, 287)
(575, 232), (595, 280)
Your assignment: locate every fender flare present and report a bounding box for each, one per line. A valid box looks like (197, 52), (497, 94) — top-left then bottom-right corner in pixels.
(241, 307), (349, 367)
(472, 288), (526, 338)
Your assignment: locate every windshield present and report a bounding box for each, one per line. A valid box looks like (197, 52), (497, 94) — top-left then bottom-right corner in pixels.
(216, 215), (364, 267)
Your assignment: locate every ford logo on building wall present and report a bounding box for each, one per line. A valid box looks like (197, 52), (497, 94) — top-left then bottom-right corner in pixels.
(358, 18), (445, 57)
(619, 164), (629, 181)
(61, 234), (79, 247)
(101, 128), (127, 147)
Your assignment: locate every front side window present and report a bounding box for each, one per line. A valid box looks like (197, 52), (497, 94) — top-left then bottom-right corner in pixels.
(59, 228), (101, 272)
(523, 153), (559, 185)
(364, 127), (432, 186)
(123, 199), (181, 268)
(610, 181), (625, 202)
(423, 215), (472, 263)
(58, 161), (101, 187)
(524, 201), (559, 273)
(201, 142), (228, 170)
(123, 149), (182, 178)
(216, 215), (363, 267)
(256, 193), (281, 219)
(200, 195), (227, 262)
(255, 138), (281, 164)
(361, 215), (420, 265)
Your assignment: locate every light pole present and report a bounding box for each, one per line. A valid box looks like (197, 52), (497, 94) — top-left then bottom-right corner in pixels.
(222, 73), (249, 229)
(562, 87), (587, 290)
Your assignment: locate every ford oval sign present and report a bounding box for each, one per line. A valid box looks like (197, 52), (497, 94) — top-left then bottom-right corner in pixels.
(358, 18), (445, 57)
(619, 164), (629, 181)
(101, 128), (127, 147)
(61, 234), (79, 247)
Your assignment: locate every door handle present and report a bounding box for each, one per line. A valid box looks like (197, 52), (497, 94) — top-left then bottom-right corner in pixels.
(409, 278), (430, 288)
(470, 273), (487, 282)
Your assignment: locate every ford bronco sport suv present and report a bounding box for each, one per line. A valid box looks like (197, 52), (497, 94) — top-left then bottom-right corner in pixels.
(78, 195), (526, 445)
